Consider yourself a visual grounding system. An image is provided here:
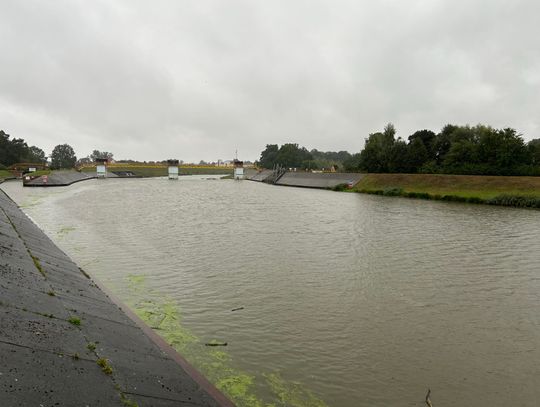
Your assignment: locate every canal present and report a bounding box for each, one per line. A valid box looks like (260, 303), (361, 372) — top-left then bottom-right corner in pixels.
(2, 176), (540, 406)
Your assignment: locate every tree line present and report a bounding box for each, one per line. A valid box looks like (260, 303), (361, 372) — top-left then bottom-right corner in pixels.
(258, 124), (540, 176)
(258, 143), (352, 170)
(0, 130), (47, 168)
(1, 129), (114, 170)
(344, 124), (540, 175)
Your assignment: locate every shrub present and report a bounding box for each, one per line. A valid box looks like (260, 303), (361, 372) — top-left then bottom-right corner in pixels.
(487, 195), (540, 208)
(382, 187), (403, 196)
(406, 191), (431, 199)
(332, 183), (348, 191)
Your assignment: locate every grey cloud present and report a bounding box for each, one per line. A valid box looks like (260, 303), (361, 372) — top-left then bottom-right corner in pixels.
(1, 0), (539, 162)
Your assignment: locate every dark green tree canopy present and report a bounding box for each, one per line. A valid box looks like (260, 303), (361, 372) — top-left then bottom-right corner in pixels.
(50, 144), (77, 169)
(258, 144), (351, 170)
(347, 123), (538, 176)
(259, 144), (279, 168)
(528, 139), (540, 165)
(0, 130), (47, 166)
(90, 150), (114, 161)
(27, 146), (47, 163)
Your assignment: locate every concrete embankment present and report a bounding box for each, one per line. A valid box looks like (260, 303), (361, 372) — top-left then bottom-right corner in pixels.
(276, 172), (364, 189)
(24, 170), (119, 187)
(248, 170), (364, 189)
(0, 189), (234, 406)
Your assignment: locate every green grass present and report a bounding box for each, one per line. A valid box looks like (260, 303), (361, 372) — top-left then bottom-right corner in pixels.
(68, 316), (81, 326)
(354, 173), (540, 208)
(0, 169), (12, 178)
(355, 173), (540, 199)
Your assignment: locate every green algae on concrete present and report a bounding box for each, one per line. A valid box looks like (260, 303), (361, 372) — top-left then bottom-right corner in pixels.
(124, 274), (329, 407)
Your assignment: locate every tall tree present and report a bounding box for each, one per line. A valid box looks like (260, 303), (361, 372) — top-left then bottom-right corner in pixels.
(408, 129), (436, 158)
(89, 150), (114, 161)
(275, 143), (312, 168)
(528, 139), (540, 165)
(259, 144), (279, 168)
(1, 130), (48, 166)
(27, 146), (47, 163)
(358, 123), (397, 172)
(50, 144), (77, 169)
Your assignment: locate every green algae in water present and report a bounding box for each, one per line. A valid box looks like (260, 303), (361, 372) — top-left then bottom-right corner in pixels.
(20, 196), (44, 209)
(127, 274), (147, 288)
(264, 373), (328, 407)
(124, 274), (328, 407)
(57, 226), (76, 238)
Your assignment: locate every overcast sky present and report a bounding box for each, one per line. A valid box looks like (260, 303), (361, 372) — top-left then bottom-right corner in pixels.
(1, 0), (539, 162)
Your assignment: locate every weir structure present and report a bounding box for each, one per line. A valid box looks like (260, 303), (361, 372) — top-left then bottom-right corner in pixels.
(233, 159), (244, 180)
(0, 187), (234, 407)
(167, 159), (179, 180)
(95, 158), (108, 179)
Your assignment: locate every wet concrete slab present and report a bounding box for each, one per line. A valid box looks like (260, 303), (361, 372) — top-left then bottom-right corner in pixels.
(24, 171), (95, 187)
(0, 260), (52, 293)
(127, 393), (205, 406)
(0, 188), (233, 406)
(58, 291), (136, 326)
(0, 306), (91, 356)
(0, 342), (124, 406)
(79, 314), (169, 360)
(247, 169), (273, 182)
(276, 172), (365, 189)
(110, 352), (219, 405)
(0, 283), (70, 319)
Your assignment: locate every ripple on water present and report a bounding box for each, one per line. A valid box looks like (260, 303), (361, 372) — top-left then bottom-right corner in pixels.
(2, 178), (540, 407)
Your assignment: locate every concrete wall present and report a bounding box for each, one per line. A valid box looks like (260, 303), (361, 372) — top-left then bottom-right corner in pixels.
(270, 172), (364, 189)
(24, 171), (118, 187)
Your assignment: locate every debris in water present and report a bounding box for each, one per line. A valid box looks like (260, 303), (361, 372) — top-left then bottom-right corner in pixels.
(231, 307), (244, 312)
(205, 342), (228, 347)
(425, 389), (433, 407)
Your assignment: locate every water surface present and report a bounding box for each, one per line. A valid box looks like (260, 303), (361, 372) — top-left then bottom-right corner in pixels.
(2, 177), (540, 406)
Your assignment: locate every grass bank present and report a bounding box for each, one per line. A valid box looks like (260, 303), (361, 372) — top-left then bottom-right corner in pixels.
(353, 173), (540, 208)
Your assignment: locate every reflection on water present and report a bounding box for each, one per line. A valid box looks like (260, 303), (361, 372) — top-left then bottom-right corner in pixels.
(3, 177), (540, 406)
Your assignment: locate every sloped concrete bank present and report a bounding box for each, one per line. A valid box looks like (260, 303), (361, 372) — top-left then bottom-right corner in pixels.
(0, 189), (234, 406)
(24, 171), (120, 187)
(248, 170), (365, 189)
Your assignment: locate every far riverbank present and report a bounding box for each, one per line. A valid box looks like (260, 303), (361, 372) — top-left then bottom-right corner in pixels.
(353, 173), (540, 208)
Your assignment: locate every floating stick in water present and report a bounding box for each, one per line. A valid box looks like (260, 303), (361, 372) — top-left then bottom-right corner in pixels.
(205, 342), (228, 347)
(425, 389), (433, 407)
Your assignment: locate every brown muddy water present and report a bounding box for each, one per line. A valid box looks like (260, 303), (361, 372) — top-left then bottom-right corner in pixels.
(2, 177), (540, 406)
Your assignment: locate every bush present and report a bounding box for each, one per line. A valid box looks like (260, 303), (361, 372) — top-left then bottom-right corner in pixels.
(405, 191), (431, 199)
(332, 183), (348, 191)
(466, 196), (485, 204)
(382, 187), (403, 196)
(487, 194), (540, 208)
